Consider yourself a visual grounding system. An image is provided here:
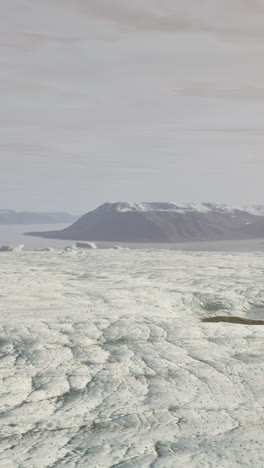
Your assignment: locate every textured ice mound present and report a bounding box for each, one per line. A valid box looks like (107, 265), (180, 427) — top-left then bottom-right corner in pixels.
(63, 242), (97, 252)
(0, 244), (24, 252)
(75, 241), (97, 249)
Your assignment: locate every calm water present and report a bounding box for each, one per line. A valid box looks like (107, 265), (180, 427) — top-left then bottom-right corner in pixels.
(0, 224), (71, 250)
(1, 224), (264, 252)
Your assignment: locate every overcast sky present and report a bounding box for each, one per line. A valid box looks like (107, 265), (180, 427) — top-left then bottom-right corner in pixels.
(1, 0), (264, 214)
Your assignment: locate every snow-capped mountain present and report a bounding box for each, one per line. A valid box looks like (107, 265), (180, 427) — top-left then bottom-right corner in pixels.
(27, 202), (264, 242)
(94, 202), (264, 215)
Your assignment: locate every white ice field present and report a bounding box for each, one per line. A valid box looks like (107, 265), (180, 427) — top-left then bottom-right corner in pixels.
(1, 248), (264, 467)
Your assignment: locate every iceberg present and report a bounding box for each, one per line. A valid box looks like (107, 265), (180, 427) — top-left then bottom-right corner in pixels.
(0, 244), (24, 252)
(75, 241), (97, 249)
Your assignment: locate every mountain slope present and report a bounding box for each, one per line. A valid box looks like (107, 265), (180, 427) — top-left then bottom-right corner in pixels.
(26, 202), (264, 242)
(0, 210), (77, 225)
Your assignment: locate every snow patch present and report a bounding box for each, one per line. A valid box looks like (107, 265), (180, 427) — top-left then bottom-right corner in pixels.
(96, 202), (264, 215)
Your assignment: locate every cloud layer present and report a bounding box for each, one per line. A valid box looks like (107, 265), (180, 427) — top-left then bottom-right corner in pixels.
(1, 1), (264, 211)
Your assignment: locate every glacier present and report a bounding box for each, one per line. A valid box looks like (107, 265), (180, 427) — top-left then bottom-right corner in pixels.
(0, 248), (264, 467)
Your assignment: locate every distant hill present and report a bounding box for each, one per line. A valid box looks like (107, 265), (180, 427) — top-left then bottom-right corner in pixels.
(25, 202), (264, 242)
(0, 210), (77, 225)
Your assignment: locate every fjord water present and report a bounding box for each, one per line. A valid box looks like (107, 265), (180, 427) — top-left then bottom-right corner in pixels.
(0, 224), (70, 250)
(2, 224), (264, 251)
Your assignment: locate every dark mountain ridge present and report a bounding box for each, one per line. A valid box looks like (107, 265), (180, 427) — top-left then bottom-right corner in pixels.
(25, 202), (264, 242)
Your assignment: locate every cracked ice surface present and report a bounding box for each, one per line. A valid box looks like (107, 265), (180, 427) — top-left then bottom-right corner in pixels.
(0, 249), (264, 467)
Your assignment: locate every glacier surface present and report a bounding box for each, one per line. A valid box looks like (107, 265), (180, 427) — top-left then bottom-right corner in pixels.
(0, 249), (264, 467)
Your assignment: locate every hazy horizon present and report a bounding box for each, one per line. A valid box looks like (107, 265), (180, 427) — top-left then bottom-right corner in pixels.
(2, 1), (264, 211)
(2, 198), (264, 216)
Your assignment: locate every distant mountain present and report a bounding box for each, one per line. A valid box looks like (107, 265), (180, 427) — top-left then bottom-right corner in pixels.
(25, 202), (264, 242)
(0, 210), (77, 225)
